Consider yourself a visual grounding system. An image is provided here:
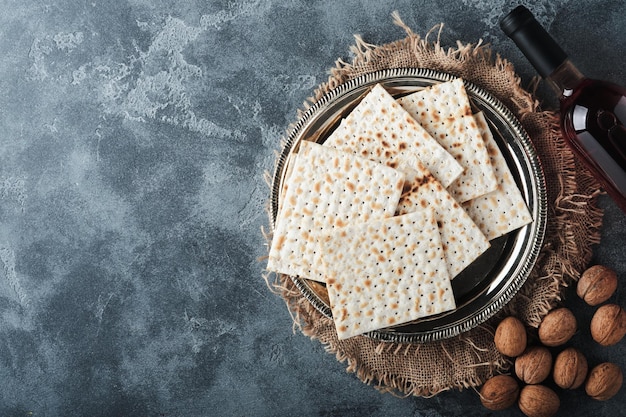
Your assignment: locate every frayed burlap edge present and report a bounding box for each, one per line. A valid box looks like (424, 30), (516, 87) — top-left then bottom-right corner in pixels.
(262, 14), (604, 397)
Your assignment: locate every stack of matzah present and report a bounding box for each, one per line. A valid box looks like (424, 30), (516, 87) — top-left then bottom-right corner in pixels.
(267, 79), (533, 340)
(397, 79), (498, 202)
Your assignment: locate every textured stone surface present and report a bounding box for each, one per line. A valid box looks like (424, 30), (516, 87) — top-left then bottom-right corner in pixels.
(0, 1), (624, 416)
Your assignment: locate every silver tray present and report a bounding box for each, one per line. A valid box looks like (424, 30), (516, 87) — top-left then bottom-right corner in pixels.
(269, 68), (547, 343)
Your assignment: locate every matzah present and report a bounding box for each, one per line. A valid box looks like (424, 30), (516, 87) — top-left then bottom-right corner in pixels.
(395, 155), (490, 278)
(318, 209), (456, 340)
(324, 84), (463, 188)
(267, 140), (405, 282)
(462, 112), (533, 240)
(397, 78), (498, 202)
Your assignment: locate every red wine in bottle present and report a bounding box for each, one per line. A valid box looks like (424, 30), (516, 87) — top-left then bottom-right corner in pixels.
(501, 6), (626, 213)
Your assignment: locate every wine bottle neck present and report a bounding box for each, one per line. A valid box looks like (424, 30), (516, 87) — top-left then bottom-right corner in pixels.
(546, 60), (586, 98)
(500, 6), (568, 79)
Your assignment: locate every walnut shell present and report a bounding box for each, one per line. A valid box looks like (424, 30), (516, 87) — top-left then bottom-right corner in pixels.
(585, 362), (623, 401)
(515, 346), (552, 384)
(538, 308), (577, 347)
(553, 347), (588, 389)
(494, 316), (527, 357)
(577, 265), (618, 306)
(479, 375), (519, 411)
(590, 304), (626, 346)
(518, 384), (560, 417)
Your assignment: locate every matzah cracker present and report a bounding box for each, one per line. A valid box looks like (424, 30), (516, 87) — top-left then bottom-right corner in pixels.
(267, 140), (405, 282)
(324, 84), (463, 188)
(397, 79), (498, 202)
(395, 155), (490, 278)
(462, 112), (533, 240)
(318, 209), (456, 340)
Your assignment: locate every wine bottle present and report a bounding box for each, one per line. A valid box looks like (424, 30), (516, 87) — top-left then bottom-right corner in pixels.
(501, 5), (626, 213)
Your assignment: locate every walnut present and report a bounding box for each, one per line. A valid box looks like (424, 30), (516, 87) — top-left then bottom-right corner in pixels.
(538, 308), (577, 347)
(577, 265), (618, 306)
(585, 362), (623, 401)
(590, 304), (626, 346)
(479, 374), (519, 411)
(518, 384), (560, 417)
(494, 316), (527, 357)
(515, 346), (552, 384)
(553, 347), (588, 389)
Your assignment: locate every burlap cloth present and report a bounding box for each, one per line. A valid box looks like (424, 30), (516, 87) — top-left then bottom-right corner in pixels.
(266, 16), (604, 397)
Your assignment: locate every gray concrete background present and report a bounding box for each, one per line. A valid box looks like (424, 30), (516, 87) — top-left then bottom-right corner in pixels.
(0, 1), (625, 416)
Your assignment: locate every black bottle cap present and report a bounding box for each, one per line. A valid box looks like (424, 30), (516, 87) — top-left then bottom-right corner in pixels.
(500, 6), (568, 78)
